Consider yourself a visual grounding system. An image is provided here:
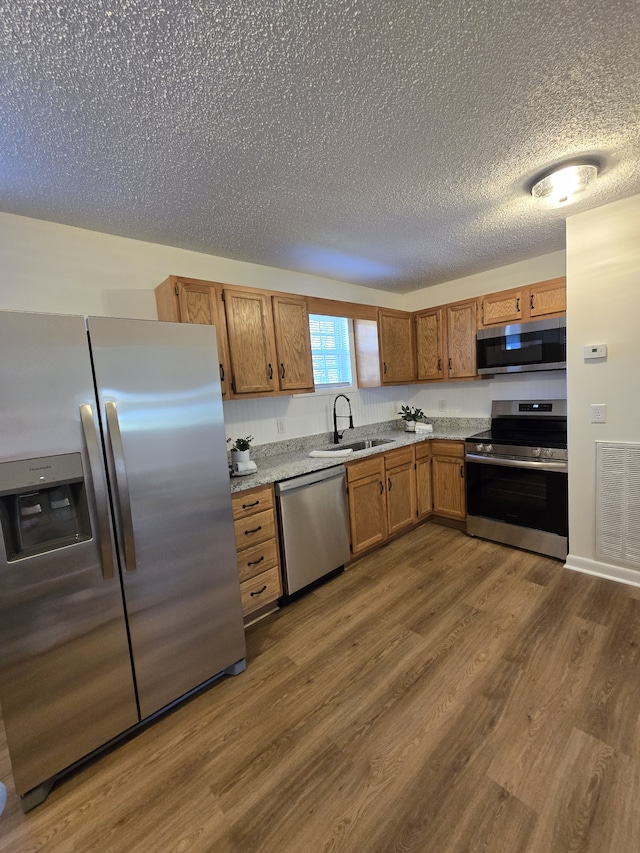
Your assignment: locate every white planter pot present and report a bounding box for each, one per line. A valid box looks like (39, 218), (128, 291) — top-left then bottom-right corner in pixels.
(404, 421), (416, 432)
(231, 449), (251, 466)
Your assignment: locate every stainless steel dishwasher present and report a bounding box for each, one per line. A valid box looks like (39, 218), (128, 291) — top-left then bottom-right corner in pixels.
(275, 465), (351, 597)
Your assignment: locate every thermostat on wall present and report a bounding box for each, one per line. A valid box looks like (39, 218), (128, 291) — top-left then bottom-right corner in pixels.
(583, 344), (607, 360)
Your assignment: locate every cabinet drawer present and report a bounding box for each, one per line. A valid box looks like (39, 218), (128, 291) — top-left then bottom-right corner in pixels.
(415, 441), (432, 460)
(234, 508), (276, 551)
(431, 440), (465, 458)
(346, 455), (384, 483)
(384, 446), (414, 469)
(232, 486), (274, 519)
(241, 566), (282, 615)
(237, 538), (279, 583)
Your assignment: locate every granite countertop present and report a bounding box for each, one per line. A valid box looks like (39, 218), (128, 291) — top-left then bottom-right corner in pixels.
(228, 417), (489, 492)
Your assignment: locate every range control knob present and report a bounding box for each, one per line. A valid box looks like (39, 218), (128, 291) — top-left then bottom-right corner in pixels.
(543, 448), (554, 458)
(485, 444), (493, 453)
(475, 443), (484, 452)
(532, 447), (542, 457)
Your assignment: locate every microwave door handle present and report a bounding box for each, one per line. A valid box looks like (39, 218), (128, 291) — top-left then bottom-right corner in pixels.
(79, 403), (115, 580)
(105, 401), (137, 573)
(465, 453), (567, 472)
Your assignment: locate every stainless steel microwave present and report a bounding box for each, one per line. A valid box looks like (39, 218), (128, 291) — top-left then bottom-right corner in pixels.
(476, 316), (566, 375)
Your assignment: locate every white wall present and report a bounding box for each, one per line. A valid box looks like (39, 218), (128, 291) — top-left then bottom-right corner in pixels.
(0, 211), (403, 318)
(403, 251), (566, 311)
(565, 192), (640, 584)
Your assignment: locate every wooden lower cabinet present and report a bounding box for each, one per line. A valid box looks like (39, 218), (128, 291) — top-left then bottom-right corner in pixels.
(347, 440), (466, 556)
(347, 447), (417, 556)
(231, 485), (282, 623)
(431, 440), (466, 520)
(415, 442), (433, 519)
(385, 447), (417, 536)
(347, 457), (387, 555)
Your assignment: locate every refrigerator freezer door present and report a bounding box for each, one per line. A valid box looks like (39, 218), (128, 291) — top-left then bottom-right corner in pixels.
(87, 317), (245, 719)
(0, 311), (139, 798)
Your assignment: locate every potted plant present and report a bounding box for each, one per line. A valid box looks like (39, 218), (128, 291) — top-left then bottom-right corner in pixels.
(227, 436), (253, 466)
(397, 405), (425, 432)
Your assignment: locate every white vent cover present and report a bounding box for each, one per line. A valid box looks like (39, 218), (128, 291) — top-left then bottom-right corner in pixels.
(596, 442), (640, 567)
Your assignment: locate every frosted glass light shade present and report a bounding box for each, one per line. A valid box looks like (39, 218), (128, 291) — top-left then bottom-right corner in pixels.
(531, 163), (598, 209)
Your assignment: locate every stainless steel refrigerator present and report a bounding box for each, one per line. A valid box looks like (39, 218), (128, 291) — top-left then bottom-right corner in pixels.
(0, 310), (246, 810)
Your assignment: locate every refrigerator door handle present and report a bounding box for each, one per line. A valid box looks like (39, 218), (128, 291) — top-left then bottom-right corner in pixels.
(105, 401), (137, 573)
(79, 403), (115, 580)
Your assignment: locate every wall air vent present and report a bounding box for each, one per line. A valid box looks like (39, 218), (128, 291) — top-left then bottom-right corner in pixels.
(596, 442), (640, 567)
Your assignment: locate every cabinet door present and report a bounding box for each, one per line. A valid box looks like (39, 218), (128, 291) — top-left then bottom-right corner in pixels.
(155, 278), (230, 398)
(271, 295), (314, 392)
(415, 308), (444, 381)
(178, 283), (230, 398)
(378, 309), (416, 384)
(223, 288), (277, 394)
(348, 471), (387, 555)
(529, 277), (566, 318)
(386, 460), (417, 536)
(432, 454), (466, 519)
(415, 449), (432, 519)
(480, 289), (524, 327)
(446, 301), (477, 379)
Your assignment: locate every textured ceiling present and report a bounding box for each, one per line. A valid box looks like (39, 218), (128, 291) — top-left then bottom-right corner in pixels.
(2, 1), (640, 293)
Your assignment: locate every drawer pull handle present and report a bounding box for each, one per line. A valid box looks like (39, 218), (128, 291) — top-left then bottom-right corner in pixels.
(242, 500), (260, 508)
(247, 556), (265, 566)
(267, 363), (273, 380)
(388, 478), (392, 491)
(245, 525), (262, 535)
(280, 363), (285, 379)
(219, 363), (225, 382)
(379, 480), (384, 494)
(250, 585), (267, 597)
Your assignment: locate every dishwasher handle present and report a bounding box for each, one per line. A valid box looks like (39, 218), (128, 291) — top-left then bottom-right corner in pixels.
(275, 465), (346, 495)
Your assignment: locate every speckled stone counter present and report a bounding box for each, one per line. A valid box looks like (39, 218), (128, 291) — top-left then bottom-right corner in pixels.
(229, 417), (489, 492)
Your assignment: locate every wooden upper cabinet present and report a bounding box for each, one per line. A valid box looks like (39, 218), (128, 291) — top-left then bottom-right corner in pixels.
(223, 287), (277, 395)
(154, 276), (229, 398)
(446, 300), (477, 379)
(480, 288), (524, 327)
(479, 277), (566, 327)
(529, 277), (566, 318)
(378, 309), (416, 385)
(415, 307), (444, 381)
(271, 295), (314, 392)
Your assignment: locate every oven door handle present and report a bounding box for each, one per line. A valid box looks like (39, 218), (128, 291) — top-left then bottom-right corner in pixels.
(465, 453), (567, 472)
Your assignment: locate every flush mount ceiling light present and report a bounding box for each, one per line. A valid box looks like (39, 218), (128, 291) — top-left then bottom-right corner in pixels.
(530, 162), (599, 210)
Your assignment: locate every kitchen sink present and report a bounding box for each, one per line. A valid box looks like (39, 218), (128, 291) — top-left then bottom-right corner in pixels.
(335, 437), (395, 452)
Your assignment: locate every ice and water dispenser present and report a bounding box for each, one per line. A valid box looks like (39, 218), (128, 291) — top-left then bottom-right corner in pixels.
(0, 453), (91, 561)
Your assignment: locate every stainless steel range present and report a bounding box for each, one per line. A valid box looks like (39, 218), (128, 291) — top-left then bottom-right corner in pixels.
(465, 400), (568, 560)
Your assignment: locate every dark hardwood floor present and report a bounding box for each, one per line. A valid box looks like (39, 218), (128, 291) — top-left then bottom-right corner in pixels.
(2, 523), (640, 852)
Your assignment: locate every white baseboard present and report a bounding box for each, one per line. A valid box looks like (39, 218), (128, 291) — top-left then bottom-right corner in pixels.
(564, 554), (640, 588)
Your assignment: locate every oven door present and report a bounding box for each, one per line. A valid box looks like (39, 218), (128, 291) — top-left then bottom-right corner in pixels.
(466, 455), (568, 538)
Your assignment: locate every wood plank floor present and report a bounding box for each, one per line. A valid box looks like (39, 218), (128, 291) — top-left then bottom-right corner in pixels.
(2, 523), (640, 852)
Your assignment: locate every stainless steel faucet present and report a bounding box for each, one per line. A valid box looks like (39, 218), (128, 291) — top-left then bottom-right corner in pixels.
(332, 394), (354, 443)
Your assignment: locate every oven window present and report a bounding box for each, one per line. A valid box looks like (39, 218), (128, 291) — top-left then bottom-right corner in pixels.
(466, 462), (567, 536)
